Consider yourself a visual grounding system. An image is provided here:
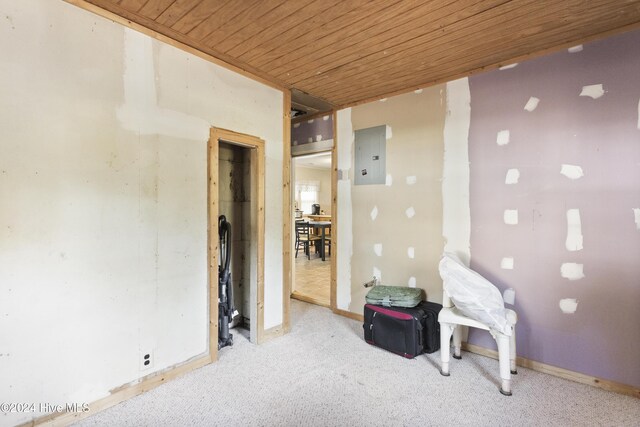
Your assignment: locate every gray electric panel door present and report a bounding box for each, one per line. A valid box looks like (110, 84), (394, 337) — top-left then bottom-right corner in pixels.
(354, 125), (386, 185)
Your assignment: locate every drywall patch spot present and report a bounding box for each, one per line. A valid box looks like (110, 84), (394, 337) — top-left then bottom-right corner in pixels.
(307, 137), (313, 143)
(316, 134), (322, 142)
(580, 84), (605, 99)
(293, 140), (298, 145)
(385, 125), (392, 139)
(503, 288), (516, 305)
(501, 257), (514, 270)
(559, 298), (578, 313)
(568, 45), (583, 53)
(307, 119), (314, 124)
(505, 168), (520, 184)
(118, 29), (209, 141)
(504, 209), (518, 225)
(405, 207), (416, 219)
(561, 164), (584, 180)
(407, 247), (415, 259)
(373, 243), (383, 257)
(561, 263), (585, 280)
(293, 123), (300, 128)
(524, 96), (540, 112)
(385, 174), (393, 186)
(408, 277), (417, 288)
(373, 267), (382, 282)
(323, 115), (330, 121)
(370, 205), (378, 221)
(566, 209), (584, 251)
(406, 175), (417, 185)
(633, 208), (640, 230)
(5, 14), (15, 30)
(496, 130), (510, 146)
(379, 98), (387, 102)
(499, 63), (518, 70)
(442, 78), (471, 264)
(414, 89), (423, 94)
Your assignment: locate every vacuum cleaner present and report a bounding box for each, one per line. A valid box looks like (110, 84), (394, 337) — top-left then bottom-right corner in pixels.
(218, 215), (235, 350)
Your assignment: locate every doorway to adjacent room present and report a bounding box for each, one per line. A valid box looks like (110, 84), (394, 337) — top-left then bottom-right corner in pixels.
(291, 151), (332, 308)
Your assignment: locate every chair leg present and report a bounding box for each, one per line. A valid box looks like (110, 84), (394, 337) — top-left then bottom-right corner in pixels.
(295, 240), (299, 258)
(496, 333), (512, 396)
(452, 324), (462, 359)
(306, 242), (310, 260)
(510, 329), (517, 374)
(439, 322), (454, 376)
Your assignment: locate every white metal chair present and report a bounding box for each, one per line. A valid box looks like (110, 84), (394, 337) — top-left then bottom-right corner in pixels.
(438, 255), (518, 395)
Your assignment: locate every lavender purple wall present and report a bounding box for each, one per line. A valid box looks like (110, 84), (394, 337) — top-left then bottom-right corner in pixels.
(291, 113), (333, 147)
(468, 31), (640, 387)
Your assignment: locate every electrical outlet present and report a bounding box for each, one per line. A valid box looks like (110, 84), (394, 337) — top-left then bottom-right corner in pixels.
(140, 350), (154, 371)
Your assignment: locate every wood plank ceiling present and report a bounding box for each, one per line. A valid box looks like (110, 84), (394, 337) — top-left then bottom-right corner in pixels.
(81, 0), (640, 108)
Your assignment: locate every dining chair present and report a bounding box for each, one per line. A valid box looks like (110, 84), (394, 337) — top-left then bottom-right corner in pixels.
(295, 221), (320, 260)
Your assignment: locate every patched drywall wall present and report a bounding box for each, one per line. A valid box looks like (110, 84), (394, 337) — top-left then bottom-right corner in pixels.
(467, 30), (640, 387)
(442, 79), (471, 266)
(0, 1), (283, 424)
(342, 88), (447, 313)
(336, 108), (354, 311)
(291, 113), (333, 155)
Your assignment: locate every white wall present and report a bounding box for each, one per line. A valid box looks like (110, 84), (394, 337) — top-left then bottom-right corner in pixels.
(294, 166), (332, 214)
(0, 1), (283, 424)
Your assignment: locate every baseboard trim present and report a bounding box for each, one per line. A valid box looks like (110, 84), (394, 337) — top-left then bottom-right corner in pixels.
(20, 354), (211, 427)
(462, 342), (640, 399)
(291, 291), (330, 309)
(332, 307), (364, 322)
(261, 324), (285, 343)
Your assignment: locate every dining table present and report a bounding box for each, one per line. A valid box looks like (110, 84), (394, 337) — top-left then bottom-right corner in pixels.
(308, 220), (331, 261)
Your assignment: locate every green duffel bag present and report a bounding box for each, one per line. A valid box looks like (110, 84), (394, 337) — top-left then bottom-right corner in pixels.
(365, 285), (424, 308)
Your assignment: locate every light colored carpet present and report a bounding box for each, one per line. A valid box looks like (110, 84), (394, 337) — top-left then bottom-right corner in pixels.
(76, 300), (639, 426)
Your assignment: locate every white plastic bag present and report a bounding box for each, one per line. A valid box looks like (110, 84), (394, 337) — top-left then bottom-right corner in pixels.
(439, 253), (511, 335)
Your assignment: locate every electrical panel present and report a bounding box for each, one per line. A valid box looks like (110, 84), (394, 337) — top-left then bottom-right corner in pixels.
(354, 125), (386, 185)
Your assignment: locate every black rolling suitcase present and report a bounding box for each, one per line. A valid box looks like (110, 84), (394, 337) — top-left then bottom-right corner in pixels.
(363, 301), (442, 358)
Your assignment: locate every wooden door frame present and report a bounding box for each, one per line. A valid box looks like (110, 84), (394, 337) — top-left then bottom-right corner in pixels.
(209, 127), (266, 361)
(287, 110), (338, 311)
(282, 91), (292, 333)
(330, 110), (338, 312)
